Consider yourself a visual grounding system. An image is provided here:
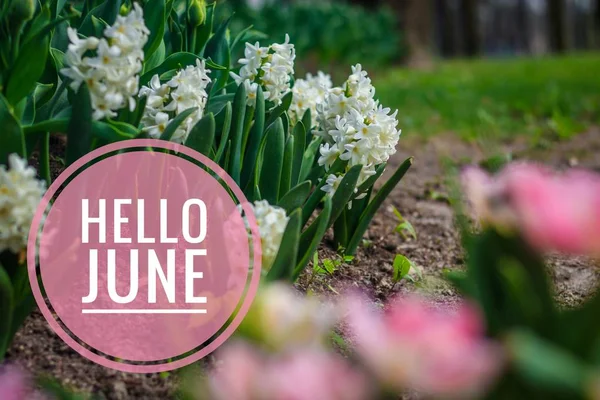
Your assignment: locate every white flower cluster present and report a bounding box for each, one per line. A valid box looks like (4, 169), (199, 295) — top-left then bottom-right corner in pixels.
(230, 35), (296, 107)
(61, 4), (149, 120)
(239, 200), (289, 272)
(315, 64), (401, 196)
(0, 155), (46, 254)
(289, 71), (332, 127)
(139, 60), (211, 143)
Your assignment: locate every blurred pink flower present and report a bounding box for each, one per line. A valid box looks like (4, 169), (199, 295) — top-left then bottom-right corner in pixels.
(346, 295), (502, 399)
(0, 366), (34, 400)
(209, 342), (262, 400)
(463, 163), (600, 256)
(209, 341), (370, 400)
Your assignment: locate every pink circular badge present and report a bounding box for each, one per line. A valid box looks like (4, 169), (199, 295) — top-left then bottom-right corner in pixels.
(27, 140), (262, 373)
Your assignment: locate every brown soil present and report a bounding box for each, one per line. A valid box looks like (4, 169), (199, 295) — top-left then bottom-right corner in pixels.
(7, 129), (600, 399)
(299, 129), (600, 309)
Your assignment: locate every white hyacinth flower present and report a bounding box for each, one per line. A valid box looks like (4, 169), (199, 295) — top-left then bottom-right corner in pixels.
(238, 200), (289, 272)
(247, 283), (338, 350)
(289, 71), (332, 127)
(315, 64), (401, 197)
(0, 154), (46, 254)
(139, 60), (211, 144)
(321, 174), (343, 197)
(61, 4), (149, 120)
(231, 35), (296, 107)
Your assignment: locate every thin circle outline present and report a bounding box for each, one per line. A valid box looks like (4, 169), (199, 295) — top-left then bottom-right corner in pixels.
(27, 139), (262, 373)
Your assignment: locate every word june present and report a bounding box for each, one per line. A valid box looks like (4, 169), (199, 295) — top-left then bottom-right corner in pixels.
(81, 198), (208, 306)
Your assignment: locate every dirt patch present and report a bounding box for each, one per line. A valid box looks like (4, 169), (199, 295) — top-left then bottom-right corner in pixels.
(7, 129), (600, 399)
(299, 129), (600, 308)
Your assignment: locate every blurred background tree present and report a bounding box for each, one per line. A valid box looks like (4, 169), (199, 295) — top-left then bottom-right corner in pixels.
(218, 0), (600, 141)
(219, 0), (599, 69)
(219, 0), (403, 77)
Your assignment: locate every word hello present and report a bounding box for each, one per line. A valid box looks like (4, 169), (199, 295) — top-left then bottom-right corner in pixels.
(81, 199), (208, 306)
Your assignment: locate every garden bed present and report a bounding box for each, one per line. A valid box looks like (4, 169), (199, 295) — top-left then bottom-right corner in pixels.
(7, 129), (600, 399)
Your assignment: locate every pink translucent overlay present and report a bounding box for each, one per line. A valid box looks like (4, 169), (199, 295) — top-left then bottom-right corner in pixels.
(27, 140), (262, 373)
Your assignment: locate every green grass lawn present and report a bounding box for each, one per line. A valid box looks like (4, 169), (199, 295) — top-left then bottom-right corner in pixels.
(373, 53), (600, 141)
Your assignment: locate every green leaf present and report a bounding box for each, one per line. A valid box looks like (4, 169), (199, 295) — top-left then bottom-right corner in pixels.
(281, 112), (290, 137)
(231, 28), (267, 53)
(143, 0), (166, 60)
(140, 52), (203, 86)
(160, 107), (198, 142)
(329, 165), (362, 225)
(51, 20), (70, 52)
(24, 119), (135, 142)
(0, 267), (14, 360)
(35, 80), (67, 122)
(241, 106), (255, 158)
(393, 254), (413, 282)
(259, 118), (285, 204)
(345, 157), (413, 255)
(6, 35), (50, 106)
(302, 108), (313, 132)
(300, 158), (349, 226)
(294, 197), (332, 281)
(56, 0), (68, 16)
(228, 83), (247, 184)
(278, 181), (311, 215)
(205, 58), (227, 71)
(143, 40), (166, 72)
(167, 8), (184, 52)
(204, 17), (231, 93)
(89, 15), (109, 38)
(194, 2), (214, 54)
(185, 113), (215, 157)
(22, 4), (51, 44)
(299, 137), (322, 183)
(0, 94), (25, 164)
(291, 122), (306, 186)
(508, 329), (587, 395)
(265, 92), (293, 127)
(7, 266), (34, 346)
(79, 0), (121, 36)
(106, 120), (140, 136)
(24, 10), (74, 47)
(207, 93), (234, 116)
(230, 25), (255, 53)
(241, 86), (265, 189)
(333, 211), (349, 249)
(343, 188), (372, 247)
(222, 140), (232, 170)
(352, 164), (385, 200)
(321, 259), (339, 275)
(39, 133), (51, 185)
(203, 17), (230, 59)
(396, 220), (417, 240)
(65, 85), (93, 166)
(128, 94), (148, 128)
(32, 79), (55, 113)
(38, 375), (88, 400)
(91, 122), (135, 142)
(21, 93), (35, 126)
(214, 102), (232, 163)
(280, 136), (294, 198)
(266, 209), (301, 282)
(463, 230), (557, 337)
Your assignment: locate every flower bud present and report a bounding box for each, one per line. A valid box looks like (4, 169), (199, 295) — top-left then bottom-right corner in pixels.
(119, 3), (130, 16)
(8, 0), (35, 24)
(188, 0), (207, 27)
